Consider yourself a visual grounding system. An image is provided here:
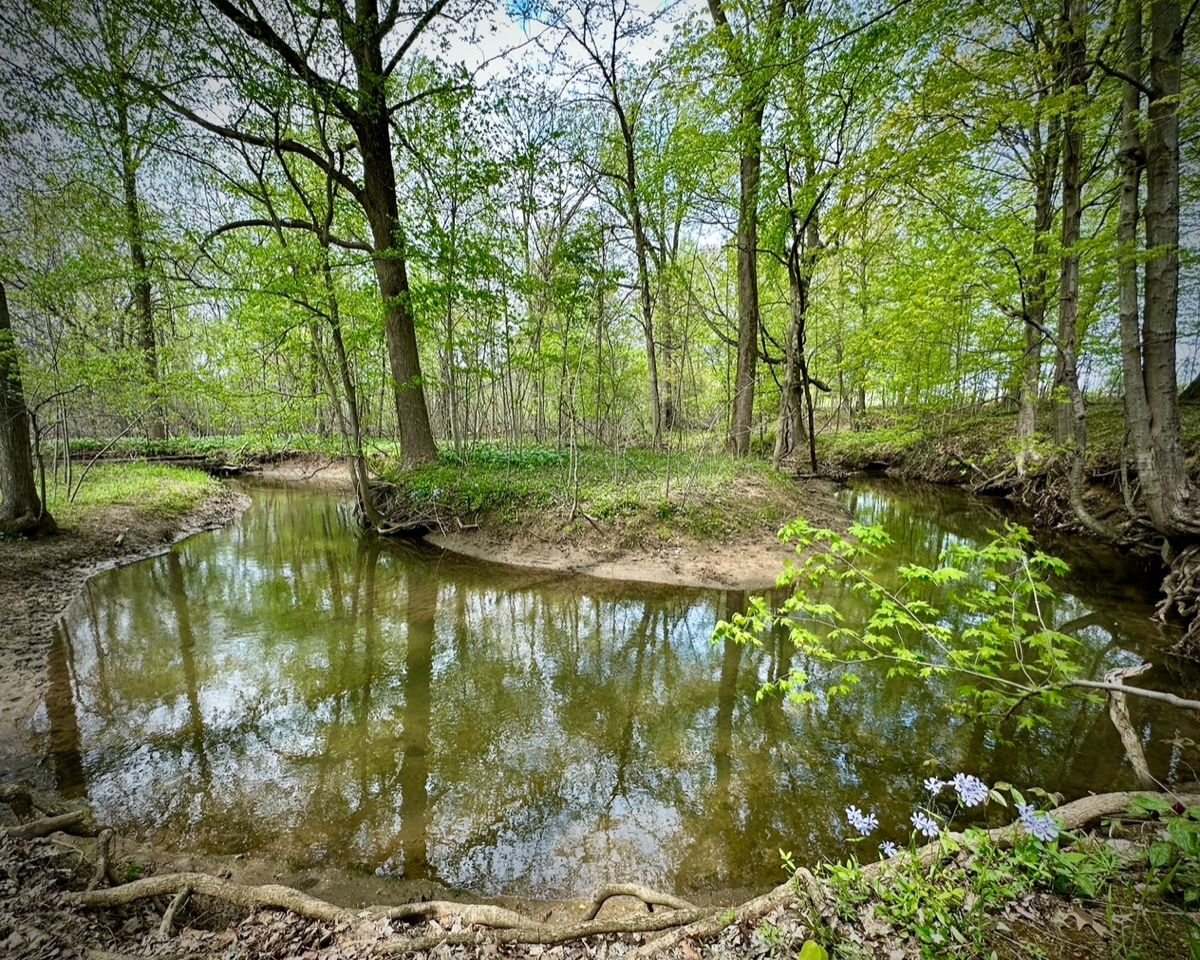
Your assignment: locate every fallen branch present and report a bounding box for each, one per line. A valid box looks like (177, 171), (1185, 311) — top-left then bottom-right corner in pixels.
(1062, 678), (1200, 711)
(1105, 664), (1157, 790)
(583, 883), (699, 921)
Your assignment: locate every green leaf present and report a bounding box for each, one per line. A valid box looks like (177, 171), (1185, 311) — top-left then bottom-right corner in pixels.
(798, 941), (829, 960)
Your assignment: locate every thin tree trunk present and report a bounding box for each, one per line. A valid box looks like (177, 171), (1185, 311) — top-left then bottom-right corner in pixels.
(115, 94), (163, 440)
(1055, 0), (1114, 538)
(0, 283), (55, 535)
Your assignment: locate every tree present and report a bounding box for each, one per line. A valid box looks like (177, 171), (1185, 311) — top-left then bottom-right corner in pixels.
(1116, 0), (1200, 651)
(160, 0), (477, 466)
(706, 0), (788, 456)
(0, 281), (55, 536)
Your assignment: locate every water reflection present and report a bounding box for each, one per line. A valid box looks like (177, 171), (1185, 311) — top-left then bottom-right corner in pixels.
(43, 481), (1199, 899)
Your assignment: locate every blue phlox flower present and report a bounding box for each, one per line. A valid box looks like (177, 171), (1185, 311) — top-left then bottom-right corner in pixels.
(879, 840), (899, 859)
(923, 776), (944, 796)
(1028, 814), (1060, 843)
(910, 810), (940, 838)
(845, 804), (878, 837)
(951, 773), (988, 808)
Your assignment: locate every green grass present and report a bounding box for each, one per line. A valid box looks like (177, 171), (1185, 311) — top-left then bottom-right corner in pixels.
(378, 442), (800, 543)
(44, 463), (222, 527)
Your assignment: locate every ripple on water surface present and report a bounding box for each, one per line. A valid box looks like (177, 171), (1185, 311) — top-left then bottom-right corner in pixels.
(39, 479), (1199, 899)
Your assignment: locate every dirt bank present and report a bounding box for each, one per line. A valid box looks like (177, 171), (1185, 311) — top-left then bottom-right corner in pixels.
(0, 486), (250, 785)
(427, 476), (847, 592)
(255, 457), (850, 591)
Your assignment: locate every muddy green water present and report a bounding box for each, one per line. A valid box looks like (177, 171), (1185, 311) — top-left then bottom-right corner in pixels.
(38, 478), (1199, 900)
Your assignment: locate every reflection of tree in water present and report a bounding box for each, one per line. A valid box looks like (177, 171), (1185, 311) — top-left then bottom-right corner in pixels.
(45, 624), (84, 798)
(41, 485), (1200, 899)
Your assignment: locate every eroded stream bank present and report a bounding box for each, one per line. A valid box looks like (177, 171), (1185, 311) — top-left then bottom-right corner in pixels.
(22, 475), (1200, 906)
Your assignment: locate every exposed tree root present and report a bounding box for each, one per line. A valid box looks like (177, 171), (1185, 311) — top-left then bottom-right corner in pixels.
(1160, 543), (1200, 660)
(88, 827), (118, 891)
(583, 884), (699, 920)
(629, 791), (1200, 958)
(30, 788), (1200, 958)
(625, 869), (824, 960)
(379, 909), (715, 955)
(64, 871), (361, 923)
(4, 809), (87, 839)
(368, 901), (532, 928)
(157, 882), (192, 937)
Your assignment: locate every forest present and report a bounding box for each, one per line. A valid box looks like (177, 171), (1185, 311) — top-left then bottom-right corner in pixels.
(1, 0), (1200, 958)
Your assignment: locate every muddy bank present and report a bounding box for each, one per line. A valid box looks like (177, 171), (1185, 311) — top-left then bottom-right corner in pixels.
(425, 478), (847, 591)
(255, 457), (850, 591)
(429, 525), (804, 591)
(0, 486), (250, 785)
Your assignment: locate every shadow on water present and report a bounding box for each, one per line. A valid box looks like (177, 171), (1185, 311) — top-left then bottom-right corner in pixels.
(39, 478), (1200, 900)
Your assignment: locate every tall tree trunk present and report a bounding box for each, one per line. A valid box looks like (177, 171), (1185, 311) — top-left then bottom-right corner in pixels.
(775, 207), (819, 473)
(115, 94), (163, 440)
(728, 95), (766, 457)
(612, 95), (662, 446)
(1055, 0), (1113, 538)
(1016, 74), (1060, 475)
(0, 283), (55, 536)
(1138, 0), (1198, 537)
(348, 4), (437, 468)
(1117, 0), (1200, 655)
(357, 124), (437, 467)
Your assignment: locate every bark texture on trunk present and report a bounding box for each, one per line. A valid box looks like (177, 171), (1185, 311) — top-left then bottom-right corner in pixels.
(728, 97), (766, 457)
(1055, 0), (1116, 539)
(1137, 0), (1198, 537)
(708, 0), (786, 457)
(1016, 53), (1060, 476)
(0, 283), (55, 536)
(350, 7), (438, 468)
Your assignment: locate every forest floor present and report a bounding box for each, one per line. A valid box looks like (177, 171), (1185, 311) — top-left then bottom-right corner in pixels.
(0, 463), (249, 786)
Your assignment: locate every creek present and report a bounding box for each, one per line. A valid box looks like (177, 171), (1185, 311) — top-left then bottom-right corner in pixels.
(36, 477), (1200, 901)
